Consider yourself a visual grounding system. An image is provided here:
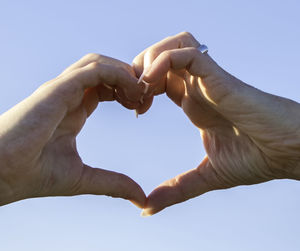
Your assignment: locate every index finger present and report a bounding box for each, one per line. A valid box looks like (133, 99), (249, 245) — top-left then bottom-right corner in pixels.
(132, 32), (200, 77)
(59, 60), (146, 103)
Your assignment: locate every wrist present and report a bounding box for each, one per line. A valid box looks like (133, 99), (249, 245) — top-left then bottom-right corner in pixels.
(0, 155), (29, 206)
(0, 163), (15, 206)
(0, 177), (30, 207)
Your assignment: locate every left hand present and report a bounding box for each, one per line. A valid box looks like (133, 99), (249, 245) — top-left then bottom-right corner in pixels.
(0, 53), (147, 208)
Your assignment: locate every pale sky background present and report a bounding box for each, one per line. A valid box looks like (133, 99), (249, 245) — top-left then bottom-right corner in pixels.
(1, 1), (300, 250)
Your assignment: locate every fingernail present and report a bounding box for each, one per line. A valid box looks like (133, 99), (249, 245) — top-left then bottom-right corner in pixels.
(140, 209), (152, 217)
(143, 82), (150, 94)
(140, 96), (144, 104)
(135, 109), (139, 118)
(137, 66), (151, 84)
(102, 83), (113, 90)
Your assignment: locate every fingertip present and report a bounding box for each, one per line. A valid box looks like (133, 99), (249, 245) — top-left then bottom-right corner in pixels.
(114, 88), (140, 110)
(135, 96), (154, 115)
(140, 195), (162, 217)
(117, 176), (147, 210)
(129, 186), (147, 209)
(140, 208), (154, 217)
(131, 199), (146, 210)
(142, 185), (174, 216)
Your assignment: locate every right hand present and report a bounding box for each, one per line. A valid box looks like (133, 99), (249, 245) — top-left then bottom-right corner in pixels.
(133, 32), (300, 216)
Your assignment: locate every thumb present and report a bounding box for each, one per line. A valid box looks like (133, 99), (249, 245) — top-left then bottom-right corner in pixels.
(142, 156), (227, 216)
(76, 164), (146, 209)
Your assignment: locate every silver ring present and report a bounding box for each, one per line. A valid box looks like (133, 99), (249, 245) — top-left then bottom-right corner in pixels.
(198, 44), (208, 54)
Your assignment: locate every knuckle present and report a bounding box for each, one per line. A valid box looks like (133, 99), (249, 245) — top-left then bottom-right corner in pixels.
(179, 31), (193, 38)
(115, 67), (131, 85)
(83, 53), (102, 61)
(116, 66), (128, 77)
(177, 31), (199, 47)
(89, 61), (100, 70)
(144, 49), (155, 60)
(163, 35), (172, 42)
(122, 63), (134, 74)
(145, 46), (165, 62)
(132, 56), (140, 65)
(161, 50), (172, 58)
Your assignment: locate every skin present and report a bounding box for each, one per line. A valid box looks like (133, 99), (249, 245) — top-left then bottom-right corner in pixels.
(0, 53), (147, 208)
(1, 33), (300, 216)
(133, 32), (300, 216)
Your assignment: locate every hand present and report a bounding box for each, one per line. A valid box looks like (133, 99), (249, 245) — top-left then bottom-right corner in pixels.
(133, 32), (300, 216)
(0, 53), (147, 208)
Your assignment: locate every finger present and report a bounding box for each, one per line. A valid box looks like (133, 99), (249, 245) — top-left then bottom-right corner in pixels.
(138, 70), (185, 109)
(114, 87), (141, 110)
(59, 53), (102, 76)
(132, 32), (200, 77)
(165, 70), (186, 107)
(133, 32), (199, 96)
(97, 84), (115, 102)
(60, 53), (136, 77)
(52, 61), (145, 112)
(82, 84), (115, 117)
(143, 47), (216, 83)
(83, 85), (141, 119)
(65, 54), (145, 115)
(40, 53), (109, 88)
(143, 46), (300, 150)
(141, 157), (226, 216)
(57, 53), (146, 103)
(135, 96), (154, 115)
(140, 47), (216, 105)
(76, 164), (146, 209)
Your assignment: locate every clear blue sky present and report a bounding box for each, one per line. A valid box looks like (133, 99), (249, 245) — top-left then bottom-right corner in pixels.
(1, 1), (300, 250)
